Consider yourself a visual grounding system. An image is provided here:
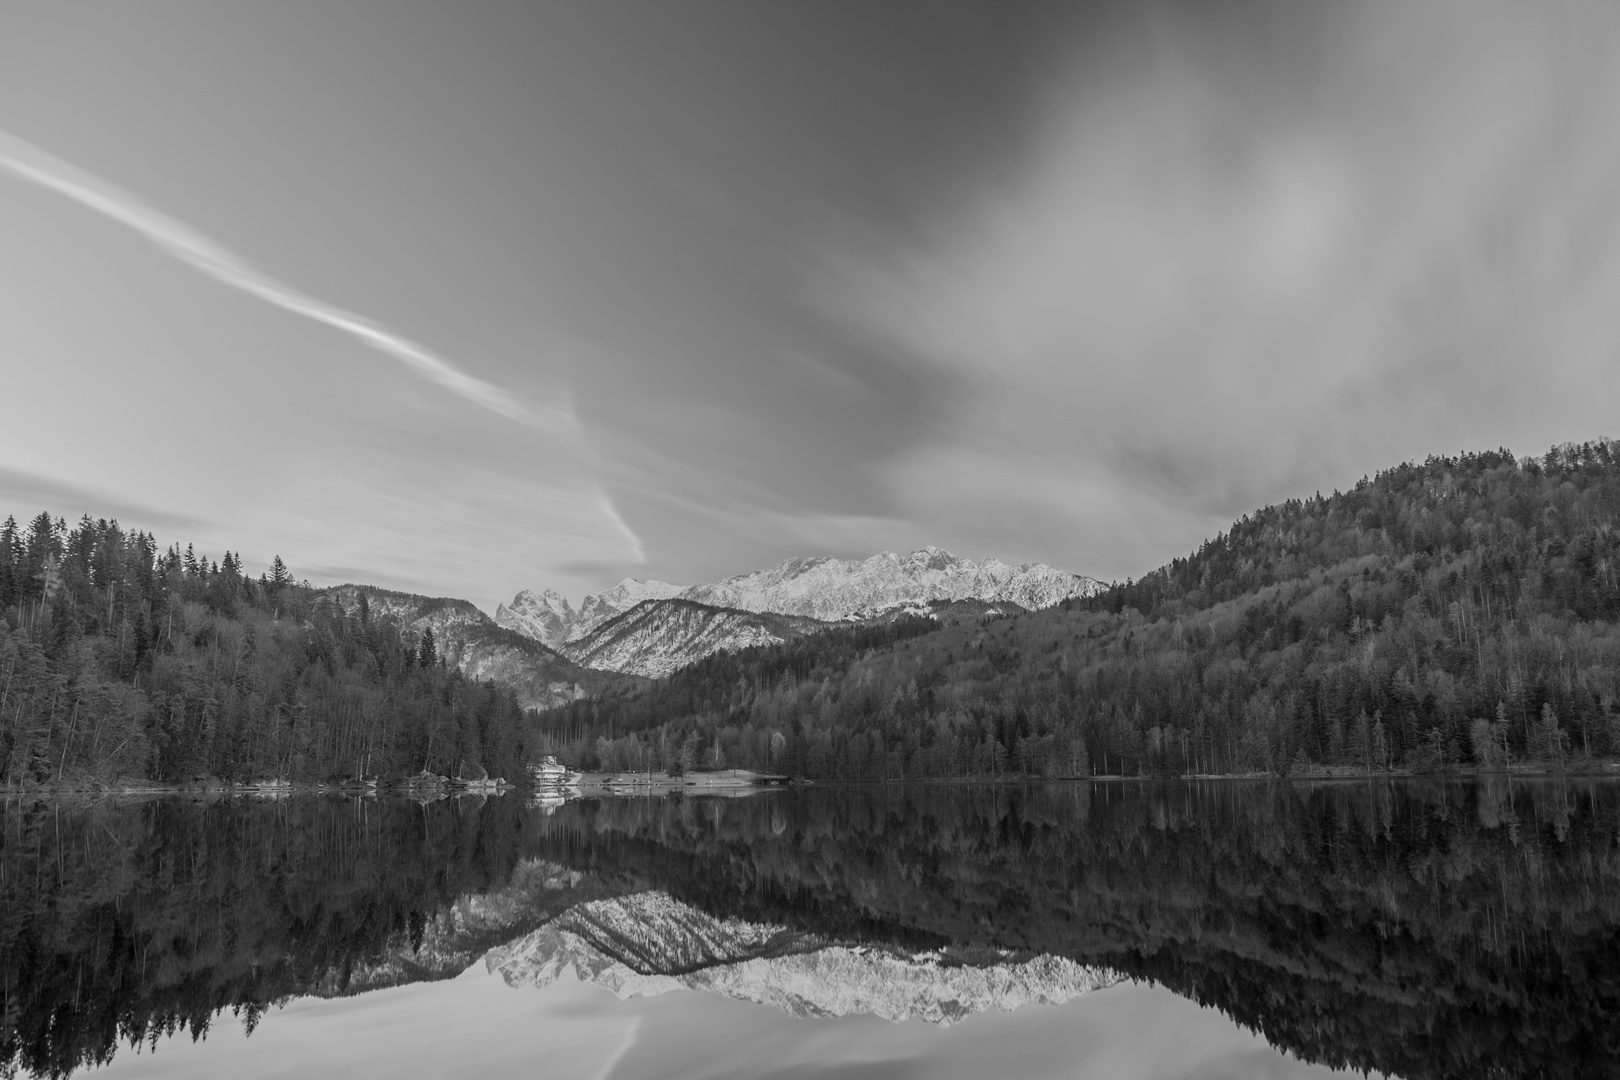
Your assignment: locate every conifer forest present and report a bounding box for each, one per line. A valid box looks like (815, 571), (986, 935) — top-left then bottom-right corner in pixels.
(0, 513), (528, 788)
(536, 443), (1620, 780)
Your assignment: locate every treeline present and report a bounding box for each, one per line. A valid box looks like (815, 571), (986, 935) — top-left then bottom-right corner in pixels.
(0, 512), (529, 787)
(531, 616), (941, 774)
(533, 440), (1620, 779)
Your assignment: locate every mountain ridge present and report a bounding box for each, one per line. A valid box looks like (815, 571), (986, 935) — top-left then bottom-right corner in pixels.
(681, 545), (1101, 621)
(560, 599), (831, 679)
(325, 584), (623, 711)
(497, 547), (1100, 678)
(532, 441), (1620, 779)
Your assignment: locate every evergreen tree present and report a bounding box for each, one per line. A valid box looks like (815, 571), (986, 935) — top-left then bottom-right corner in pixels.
(533, 441), (1620, 779)
(268, 555), (291, 589)
(0, 515), (18, 609)
(0, 514), (530, 788)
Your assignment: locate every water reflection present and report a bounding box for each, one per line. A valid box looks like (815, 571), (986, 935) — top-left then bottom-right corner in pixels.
(484, 887), (1118, 1023)
(3, 779), (1617, 1079)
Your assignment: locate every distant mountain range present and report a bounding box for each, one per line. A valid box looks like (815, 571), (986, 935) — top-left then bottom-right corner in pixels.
(324, 585), (617, 711)
(494, 548), (1100, 678)
(322, 548), (1096, 697)
(495, 577), (685, 650)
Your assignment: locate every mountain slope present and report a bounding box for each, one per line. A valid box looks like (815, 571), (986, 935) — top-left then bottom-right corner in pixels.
(326, 585), (623, 711)
(492, 589), (576, 650)
(499, 547), (1098, 676)
(496, 579), (685, 650)
(560, 599), (829, 679)
(534, 441), (1620, 779)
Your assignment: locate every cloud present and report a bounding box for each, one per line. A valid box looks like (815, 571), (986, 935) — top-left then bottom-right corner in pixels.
(827, 0), (1620, 579)
(0, 465), (204, 533)
(0, 128), (561, 428)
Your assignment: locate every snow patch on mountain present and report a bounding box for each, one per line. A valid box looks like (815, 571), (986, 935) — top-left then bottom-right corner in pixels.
(575, 578), (685, 638)
(494, 589), (576, 650)
(560, 601), (826, 679)
(682, 546), (1100, 621)
(497, 578), (684, 649)
(497, 549), (1099, 676)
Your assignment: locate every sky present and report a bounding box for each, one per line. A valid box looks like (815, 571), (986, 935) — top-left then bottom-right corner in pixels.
(3, 0), (1619, 611)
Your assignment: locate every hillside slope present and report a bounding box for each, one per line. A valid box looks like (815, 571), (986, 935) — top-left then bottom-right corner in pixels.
(535, 441), (1620, 778)
(559, 599), (829, 678)
(326, 585), (621, 711)
(496, 579), (684, 650)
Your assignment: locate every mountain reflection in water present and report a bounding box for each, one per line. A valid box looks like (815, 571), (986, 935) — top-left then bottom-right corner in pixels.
(2, 779), (1617, 1079)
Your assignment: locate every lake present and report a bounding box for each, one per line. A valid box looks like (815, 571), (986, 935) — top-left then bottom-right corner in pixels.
(3, 778), (1616, 1079)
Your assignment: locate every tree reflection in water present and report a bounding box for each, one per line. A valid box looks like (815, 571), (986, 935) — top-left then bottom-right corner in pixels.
(3, 778), (1617, 1079)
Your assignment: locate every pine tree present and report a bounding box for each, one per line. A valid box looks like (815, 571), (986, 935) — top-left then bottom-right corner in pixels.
(0, 515), (18, 609)
(269, 555), (291, 589)
(418, 626), (438, 667)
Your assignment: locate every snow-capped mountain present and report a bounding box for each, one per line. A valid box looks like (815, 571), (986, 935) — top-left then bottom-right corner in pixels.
(561, 600), (827, 679)
(325, 585), (614, 710)
(683, 546), (1100, 621)
(496, 578), (684, 649)
(492, 588), (576, 650)
(497, 548), (1099, 677)
(486, 889), (1121, 1025)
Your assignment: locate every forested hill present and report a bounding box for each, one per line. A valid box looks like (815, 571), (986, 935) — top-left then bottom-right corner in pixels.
(0, 513), (530, 788)
(534, 440), (1620, 779)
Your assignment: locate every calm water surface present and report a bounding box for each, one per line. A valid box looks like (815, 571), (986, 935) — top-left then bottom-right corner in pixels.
(3, 779), (1617, 1079)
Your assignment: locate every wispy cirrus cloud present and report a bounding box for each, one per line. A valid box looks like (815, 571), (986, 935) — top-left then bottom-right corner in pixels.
(0, 127), (560, 428)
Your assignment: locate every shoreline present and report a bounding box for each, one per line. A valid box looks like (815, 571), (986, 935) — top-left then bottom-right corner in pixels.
(9, 760), (1620, 798)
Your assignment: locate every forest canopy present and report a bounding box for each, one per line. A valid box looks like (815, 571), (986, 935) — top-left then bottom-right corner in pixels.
(0, 513), (529, 787)
(535, 441), (1620, 779)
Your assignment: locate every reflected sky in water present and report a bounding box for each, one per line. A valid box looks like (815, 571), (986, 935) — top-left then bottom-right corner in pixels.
(90, 964), (1355, 1080)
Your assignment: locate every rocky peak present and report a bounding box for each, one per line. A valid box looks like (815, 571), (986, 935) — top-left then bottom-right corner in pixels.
(497, 548), (1100, 675)
(496, 589), (579, 650)
(679, 547), (1100, 622)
